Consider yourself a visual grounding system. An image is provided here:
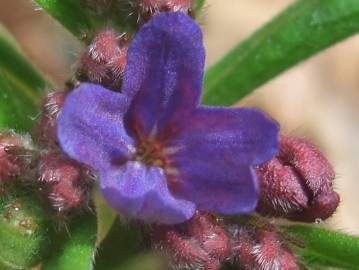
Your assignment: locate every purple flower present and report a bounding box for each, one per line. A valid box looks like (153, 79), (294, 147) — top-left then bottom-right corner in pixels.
(57, 12), (279, 224)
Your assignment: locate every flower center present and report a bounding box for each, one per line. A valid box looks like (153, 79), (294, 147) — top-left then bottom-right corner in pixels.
(135, 139), (168, 167)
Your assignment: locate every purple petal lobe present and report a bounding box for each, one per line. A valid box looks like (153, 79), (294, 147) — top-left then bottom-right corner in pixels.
(167, 107), (279, 214)
(122, 12), (205, 138)
(100, 161), (196, 224)
(57, 83), (134, 171)
(174, 164), (258, 214)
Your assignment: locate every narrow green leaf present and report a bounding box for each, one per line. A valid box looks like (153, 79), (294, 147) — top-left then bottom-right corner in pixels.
(203, 0), (359, 105)
(34, 0), (103, 40)
(43, 212), (97, 270)
(284, 224), (359, 270)
(0, 25), (47, 131)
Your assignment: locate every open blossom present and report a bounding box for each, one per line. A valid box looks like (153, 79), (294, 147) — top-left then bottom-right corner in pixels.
(57, 12), (279, 224)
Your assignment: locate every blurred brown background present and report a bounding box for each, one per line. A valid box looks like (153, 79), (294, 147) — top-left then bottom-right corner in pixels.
(0, 0), (358, 234)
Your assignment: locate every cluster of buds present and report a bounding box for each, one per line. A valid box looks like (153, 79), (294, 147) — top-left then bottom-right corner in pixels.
(151, 211), (231, 270)
(136, 0), (194, 22)
(38, 153), (92, 215)
(232, 224), (300, 270)
(150, 212), (304, 270)
(256, 135), (340, 222)
(1, 90), (92, 217)
(77, 30), (129, 91)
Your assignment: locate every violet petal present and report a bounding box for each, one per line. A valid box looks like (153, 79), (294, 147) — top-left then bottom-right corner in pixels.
(57, 83), (134, 171)
(122, 12), (205, 139)
(100, 161), (196, 224)
(167, 107), (279, 214)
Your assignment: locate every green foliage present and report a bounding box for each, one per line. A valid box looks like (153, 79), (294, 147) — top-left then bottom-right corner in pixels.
(34, 0), (104, 40)
(203, 0), (359, 106)
(95, 216), (166, 270)
(34, 0), (137, 41)
(0, 189), (51, 269)
(0, 25), (47, 131)
(95, 218), (144, 270)
(115, 253), (165, 270)
(284, 224), (359, 270)
(94, 188), (117, 243)
(42, 211), (97, 270)
(194, 0), (206, 14)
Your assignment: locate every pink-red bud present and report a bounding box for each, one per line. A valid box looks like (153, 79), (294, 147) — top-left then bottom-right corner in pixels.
(233, 227), (300, 270)
(151, 211), (231, 270)
(38, 153), (91, 213)
(136, 0), (194, 22)
(89, 30), (120, 63)
(42, 91), (67, 119)
(33, 91), (67, 147)
(78, 30), (128, 90)
(0, 132), (33, 182)
(233, 229), (257, 269)
(280, 250), (300, 270)
(256, 135), (340, 222)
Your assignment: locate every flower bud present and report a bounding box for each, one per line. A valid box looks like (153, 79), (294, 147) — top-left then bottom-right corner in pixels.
(0, 131), (35, 182)
(256, 135), (340, 222)
(151, 211), (231, 270)
(187, 212), (232, 263)
(167, 0), (194, 12)
(136, 0), (194, 22)
(38, 153), (91, 213)
(33, 91), (67, 147)
(232, 228), (257, 269)
(280, 250), (300, 270)
(77, 30), (128, 90)
(233, 227), (300, 270)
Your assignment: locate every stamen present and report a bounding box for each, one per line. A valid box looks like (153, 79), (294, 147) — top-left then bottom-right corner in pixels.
(134, 137), (180, 185)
